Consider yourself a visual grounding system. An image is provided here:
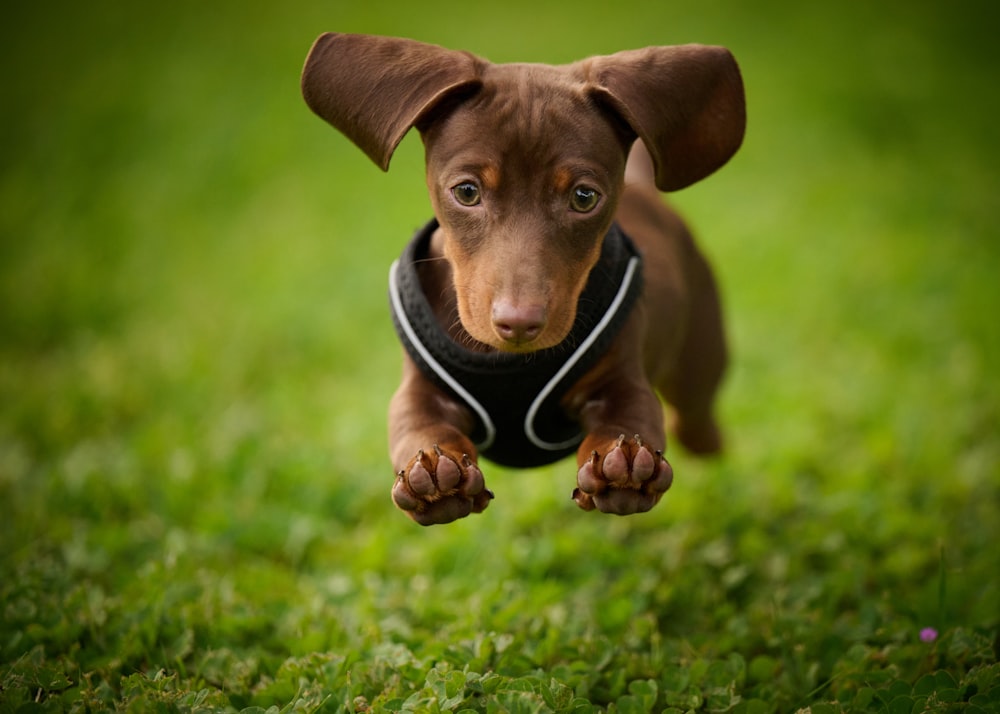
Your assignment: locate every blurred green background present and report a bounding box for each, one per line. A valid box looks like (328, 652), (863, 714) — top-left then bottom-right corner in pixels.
(1, 0), (998, 710)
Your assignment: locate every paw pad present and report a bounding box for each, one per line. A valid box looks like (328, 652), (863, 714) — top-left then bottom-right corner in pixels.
(392, 445), (493, 525)
(573, 434), (673, 515)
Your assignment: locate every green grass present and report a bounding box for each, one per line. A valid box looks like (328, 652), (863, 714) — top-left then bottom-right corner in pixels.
(2, 1), (998, 712)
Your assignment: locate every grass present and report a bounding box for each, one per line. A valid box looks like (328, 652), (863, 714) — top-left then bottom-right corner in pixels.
(1, 1), (998, 712)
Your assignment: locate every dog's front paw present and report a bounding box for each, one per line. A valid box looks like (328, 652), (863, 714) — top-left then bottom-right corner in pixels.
(573, 434), (673, 515)
(391, 445), (494, 525)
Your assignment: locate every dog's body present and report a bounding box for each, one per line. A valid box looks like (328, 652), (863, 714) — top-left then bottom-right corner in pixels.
(302, 34), (745, 525)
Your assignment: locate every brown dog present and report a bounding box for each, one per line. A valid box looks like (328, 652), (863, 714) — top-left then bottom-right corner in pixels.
(302, 33), (745, 525)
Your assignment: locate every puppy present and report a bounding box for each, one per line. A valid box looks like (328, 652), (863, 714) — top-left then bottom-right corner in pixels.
(302, 34), (745, 524)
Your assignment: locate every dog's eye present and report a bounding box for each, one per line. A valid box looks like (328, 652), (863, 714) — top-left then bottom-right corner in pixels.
(570, 186), (601, 213)
(452, 182), (481, 207)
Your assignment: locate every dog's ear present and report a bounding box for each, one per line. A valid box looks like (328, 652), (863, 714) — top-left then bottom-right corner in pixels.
(302, 33), (483, 170)
(582, 45), (745, 191)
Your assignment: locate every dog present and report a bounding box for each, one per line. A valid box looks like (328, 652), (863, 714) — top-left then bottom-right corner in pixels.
(302, 33), (745, 525)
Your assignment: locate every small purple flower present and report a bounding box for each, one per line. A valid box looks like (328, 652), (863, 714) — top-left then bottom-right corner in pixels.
(919, 627), (938, 643)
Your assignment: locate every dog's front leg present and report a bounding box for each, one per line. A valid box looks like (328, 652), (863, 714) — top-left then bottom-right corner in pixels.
(388, 355), (493, 525)
(571, 367), (674, 516)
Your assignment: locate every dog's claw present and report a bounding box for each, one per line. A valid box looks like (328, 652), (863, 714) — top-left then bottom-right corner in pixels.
(572, 487), (596, 511)
(574, 434), (672, 515)
(648, 450), (674, 494)
(631, 444), (655, 483)
(392, 475), (420, 511)
(393, 446), (491, 525)
(433, 446), (461, 493)
(603, 440), (631, 486)
(576, 452), (602, 495)
(407, 457), (436, 497)
(461, 457), (485, 496)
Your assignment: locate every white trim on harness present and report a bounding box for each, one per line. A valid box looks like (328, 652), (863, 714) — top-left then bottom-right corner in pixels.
(388, 259), (498, 452)
(524, 255), (642, 451)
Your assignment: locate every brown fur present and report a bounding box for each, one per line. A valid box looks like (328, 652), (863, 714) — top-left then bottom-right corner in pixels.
(302, 33), (745, 524)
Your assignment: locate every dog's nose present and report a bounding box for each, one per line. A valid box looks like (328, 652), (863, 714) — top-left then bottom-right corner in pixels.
(492, 301), (546, 345)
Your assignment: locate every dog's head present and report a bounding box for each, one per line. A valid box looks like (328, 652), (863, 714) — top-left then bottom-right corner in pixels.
(303, 34), (744, 352)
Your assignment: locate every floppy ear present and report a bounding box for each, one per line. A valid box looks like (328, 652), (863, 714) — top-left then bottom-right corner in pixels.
(582, 44), (745, 191)
(301, 33), (483, 170)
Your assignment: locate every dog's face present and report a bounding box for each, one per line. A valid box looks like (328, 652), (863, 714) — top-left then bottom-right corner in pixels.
(420, 65), (633, 353)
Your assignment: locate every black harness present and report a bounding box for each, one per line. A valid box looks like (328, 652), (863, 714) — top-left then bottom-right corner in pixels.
(389, 219), (643, 468)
